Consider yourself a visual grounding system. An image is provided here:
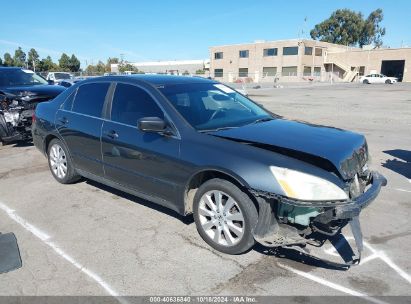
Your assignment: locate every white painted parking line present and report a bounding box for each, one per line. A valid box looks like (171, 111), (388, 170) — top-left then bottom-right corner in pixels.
(277, 262), (390, 304)
(394, 188), (411, 193)
(0, 200), (127, 303)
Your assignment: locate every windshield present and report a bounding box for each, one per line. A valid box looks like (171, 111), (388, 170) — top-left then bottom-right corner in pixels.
(158, 83), (271, 131)
(54, 73), (72, 80)
(0, 69), (48, 87)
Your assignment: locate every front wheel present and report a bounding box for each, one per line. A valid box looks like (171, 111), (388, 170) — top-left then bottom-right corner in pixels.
(47, 138), (81, 184)
(363, 79), (370, 84)
(385, 79), (392, 84)
(193, 178), (258, 254)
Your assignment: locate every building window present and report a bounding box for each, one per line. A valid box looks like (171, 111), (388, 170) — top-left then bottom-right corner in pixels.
(282, 66), (297, 76)
(214, 52), (223, 60)
(239, 50), (249, 58)
(214, 69), (223, 77)
(283, 46), (299, 55)
(263, 67), (277, 77)
(315, 48), (322, 56)
(263, 48), (278, 56)
(314, 67), (321, 76)
(303, 66), (312, 76)
(304, 47), (313, 55)
(359, 66), (365, 76)
(239, 68), (248, 77)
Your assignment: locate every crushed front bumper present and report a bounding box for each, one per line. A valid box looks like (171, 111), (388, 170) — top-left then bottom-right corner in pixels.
(250, 171), (387, 265)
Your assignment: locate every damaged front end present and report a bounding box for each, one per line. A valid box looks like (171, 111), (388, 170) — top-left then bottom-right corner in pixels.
(0, 93), (41, 144)
(250, 171), (387, 266)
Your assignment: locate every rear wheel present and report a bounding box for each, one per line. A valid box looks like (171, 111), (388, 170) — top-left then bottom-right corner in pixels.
(193, 178), (258, 254)
(47, 138), (81, 184)
(363, 79), (370, 84)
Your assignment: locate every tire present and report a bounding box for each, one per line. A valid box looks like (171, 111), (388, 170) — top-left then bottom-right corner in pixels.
(193, 178), (258, 254)
(363, 79), (369, 84)
(47, 138), (81, 184)
(385, 79), (392, 84)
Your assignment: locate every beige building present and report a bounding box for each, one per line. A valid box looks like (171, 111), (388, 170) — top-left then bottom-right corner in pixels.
(210, 39), (411, 83)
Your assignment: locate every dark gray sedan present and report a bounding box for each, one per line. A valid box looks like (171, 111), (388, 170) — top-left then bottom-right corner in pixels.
(32, 75), (386, 262)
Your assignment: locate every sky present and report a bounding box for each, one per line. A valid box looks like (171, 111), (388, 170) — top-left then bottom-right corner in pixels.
(1, 0), (410, 67)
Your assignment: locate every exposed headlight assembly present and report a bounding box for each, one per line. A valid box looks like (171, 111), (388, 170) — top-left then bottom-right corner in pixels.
(270, 166), (348, 201)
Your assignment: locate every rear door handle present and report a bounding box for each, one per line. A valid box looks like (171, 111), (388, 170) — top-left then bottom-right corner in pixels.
(105, 130), (119, 139)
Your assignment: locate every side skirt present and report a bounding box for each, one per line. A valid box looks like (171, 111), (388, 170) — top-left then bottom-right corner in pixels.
(76, 169), (184, 215)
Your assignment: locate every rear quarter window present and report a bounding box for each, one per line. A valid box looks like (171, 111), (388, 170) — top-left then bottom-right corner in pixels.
(72, 83), (110, 117)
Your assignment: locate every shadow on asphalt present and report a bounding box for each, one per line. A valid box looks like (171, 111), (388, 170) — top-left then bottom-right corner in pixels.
(382, 149), (411, 179)
(253, 244), (350, 271)
(85, 179), (194, 225)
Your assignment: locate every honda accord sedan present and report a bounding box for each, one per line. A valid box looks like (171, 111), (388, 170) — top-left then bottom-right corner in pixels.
(32, 75), (386, 261)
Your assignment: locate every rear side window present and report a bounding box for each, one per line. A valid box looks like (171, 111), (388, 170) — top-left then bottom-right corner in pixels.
(72, 83), (110, 117)
(111, 83), (163, 126)
(62, 89), (76, 111)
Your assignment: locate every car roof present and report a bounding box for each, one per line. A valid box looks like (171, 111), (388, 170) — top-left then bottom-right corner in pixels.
(0, 67), (27, 71)
(80, 74), (217, 86)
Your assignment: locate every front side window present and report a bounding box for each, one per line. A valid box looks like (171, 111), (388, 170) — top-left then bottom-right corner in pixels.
(72, 83), (110, 117)
(158, 83), (270, 131)
(111, 83), (163, 126)
(283, 46), (299, 56)
(239, 50), (249, 58)
(214, 52), (223, 60)
(263, 48), (277, 56)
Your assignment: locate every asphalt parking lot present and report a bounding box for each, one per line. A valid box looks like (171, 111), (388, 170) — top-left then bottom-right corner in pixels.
(0, 82), (410, 300)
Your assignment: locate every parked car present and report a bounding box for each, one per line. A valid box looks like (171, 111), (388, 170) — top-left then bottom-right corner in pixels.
(46, 72), (73, 85)
(59, 78), (84, 88)
(360, 73), (398, 84)
(33, 75), (386, 260)
(0, 67), (65, 145)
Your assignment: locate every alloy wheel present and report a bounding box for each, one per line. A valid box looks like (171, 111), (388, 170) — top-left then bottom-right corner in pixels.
(49, 143), (67, 179)
(198, 190), (245, 246)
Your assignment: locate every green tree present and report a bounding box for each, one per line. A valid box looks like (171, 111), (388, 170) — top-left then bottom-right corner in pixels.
(68, 54), (80, 72)
(195, 69), (205, 74)
(360, 9), (386, 47)
(13, 47), (26, 67)
(27, 48), (40, 71)
(310, 9), (386, 47)
(118, 62), (139, 73)
(38, 56), (58, 72)
(3, 53), (14, 66)
(106, 57), (119, 72)
(85, 61), (106, 75)
(58, 53), (71, 71)
(0, 57), (2, 66)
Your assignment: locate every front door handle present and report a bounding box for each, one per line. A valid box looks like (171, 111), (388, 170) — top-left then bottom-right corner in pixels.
(105, 130), (119, 139)
(58, 117), (68, 124)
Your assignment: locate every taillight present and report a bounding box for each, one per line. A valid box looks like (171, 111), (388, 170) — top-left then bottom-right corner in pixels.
(32, 113), (36, 123)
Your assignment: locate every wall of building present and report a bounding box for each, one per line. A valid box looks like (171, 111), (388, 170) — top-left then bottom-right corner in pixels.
(327, 48), (411, 82)
(111, 60), (209, 75)
(210, 39), (350, 83)
(210, 39), (411, 83)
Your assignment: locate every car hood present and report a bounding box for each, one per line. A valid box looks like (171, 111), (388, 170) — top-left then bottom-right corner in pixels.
(209, 119), (369, 180)
(0, 84), (65, 102)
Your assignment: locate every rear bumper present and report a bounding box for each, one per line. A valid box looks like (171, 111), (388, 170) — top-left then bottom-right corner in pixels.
(251, 171), (386, 247)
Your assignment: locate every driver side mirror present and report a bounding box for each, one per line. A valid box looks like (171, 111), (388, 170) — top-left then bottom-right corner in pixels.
(138, 117), (167, 133)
